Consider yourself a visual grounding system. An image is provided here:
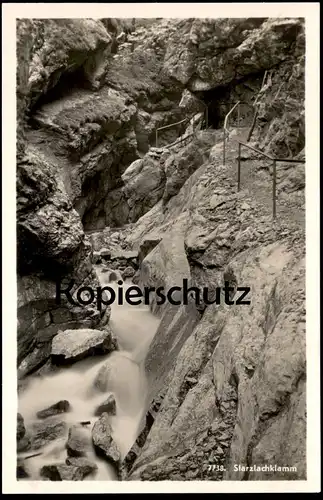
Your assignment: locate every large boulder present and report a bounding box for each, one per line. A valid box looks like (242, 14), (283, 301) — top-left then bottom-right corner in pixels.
(51, 328), (116, 365)
(94, 394), (117, 417)
(92, 413), (121, 464)
(66, 425), (91, 457)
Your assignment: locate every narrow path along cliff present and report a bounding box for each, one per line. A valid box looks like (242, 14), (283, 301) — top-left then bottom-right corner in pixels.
(16, 17), (306, 482)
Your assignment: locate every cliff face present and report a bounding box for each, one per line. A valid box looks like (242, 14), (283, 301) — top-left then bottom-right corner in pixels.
(17, 17), (305, 480)
(122, 137), (305, 480)
(16, 19), (113, 377)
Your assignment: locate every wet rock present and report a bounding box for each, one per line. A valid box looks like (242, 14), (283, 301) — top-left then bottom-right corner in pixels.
(66, 425), (91, 457)
(17, 413), (26, 441)
(51, 328), (116, 365)
(92, 413), (121, 464)
(94, 395), (117, 416)
(29, 420), (67, 451)
(40, 462), (94, 481)
(36, 400), (70, 419)
(65, 456), (98, 476)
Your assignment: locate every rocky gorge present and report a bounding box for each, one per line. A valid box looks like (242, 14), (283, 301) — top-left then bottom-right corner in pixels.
(16, 17), (306, 482)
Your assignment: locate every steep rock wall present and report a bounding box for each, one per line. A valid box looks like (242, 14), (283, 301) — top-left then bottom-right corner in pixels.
(122, 122), (305, 480)
(16, 20), (112, 378)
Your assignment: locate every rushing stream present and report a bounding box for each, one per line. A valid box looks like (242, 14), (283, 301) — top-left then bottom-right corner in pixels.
(18, 266), (160, 480)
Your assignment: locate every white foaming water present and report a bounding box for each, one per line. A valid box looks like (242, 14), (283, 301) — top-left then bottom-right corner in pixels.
(18, 268), (160, 480)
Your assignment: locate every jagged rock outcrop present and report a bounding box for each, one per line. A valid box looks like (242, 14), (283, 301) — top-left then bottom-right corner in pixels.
(27, 19), (112, 107)
(21, 19), (193, 234)
(16, 20), (114, 378)
(253, 41), (305, 157)
(92, 413), (121, 465)
(164, 18), (299, 89)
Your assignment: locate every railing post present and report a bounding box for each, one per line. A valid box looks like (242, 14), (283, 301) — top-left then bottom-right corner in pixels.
(237, 103), (240, 128)
(155, 129), (158, 148)
(237, 143), (241, 191)
(223, 129), (226, 165)
(272, 160), (277, 219)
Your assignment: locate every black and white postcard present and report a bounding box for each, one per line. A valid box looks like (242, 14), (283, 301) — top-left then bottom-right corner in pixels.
(2, 2), (320, 494)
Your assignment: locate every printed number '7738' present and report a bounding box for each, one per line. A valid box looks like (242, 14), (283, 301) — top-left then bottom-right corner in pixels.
(207, 465), (226, 472)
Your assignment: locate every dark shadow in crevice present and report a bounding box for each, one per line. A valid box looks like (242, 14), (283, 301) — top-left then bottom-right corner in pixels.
(29, 66), (91, 115)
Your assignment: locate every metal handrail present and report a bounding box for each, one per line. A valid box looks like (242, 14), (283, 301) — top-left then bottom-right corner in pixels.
(155, 97), (208, 148)
(223, 101), (240, 164)
(223, 100), (305, 219)
(166, 131), (195, 149)
(223, 101), (240, 133)
(155, 113), (196, 148)
(157, 116), (190, 133)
